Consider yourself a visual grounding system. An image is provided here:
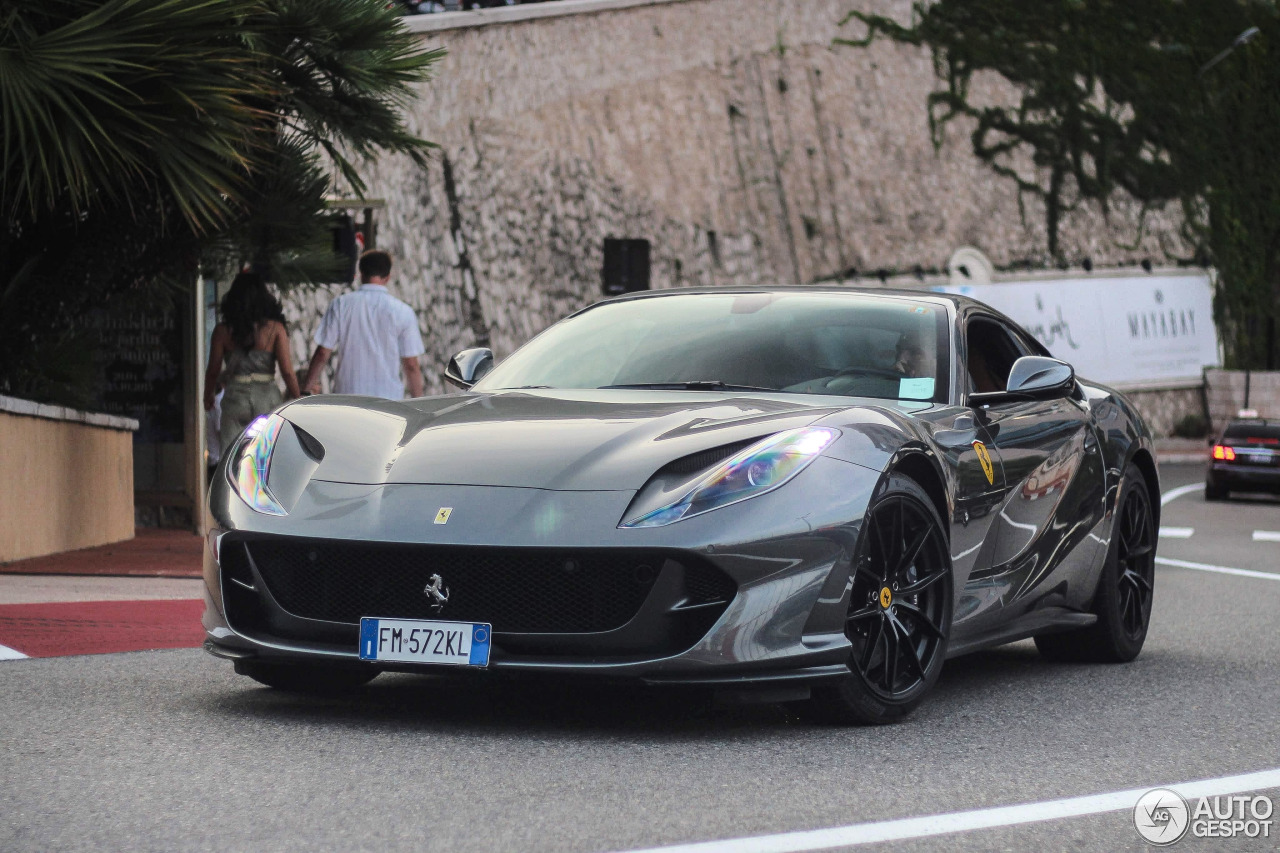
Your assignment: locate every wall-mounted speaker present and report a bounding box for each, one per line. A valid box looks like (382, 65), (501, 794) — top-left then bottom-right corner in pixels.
(602, 238), (651, 295)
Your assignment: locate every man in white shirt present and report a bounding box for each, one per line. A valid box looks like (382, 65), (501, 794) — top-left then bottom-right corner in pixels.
(302, 250), (426, 398)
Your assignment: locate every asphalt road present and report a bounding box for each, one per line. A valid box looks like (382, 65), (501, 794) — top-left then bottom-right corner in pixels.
(2, 463), (1278, 853)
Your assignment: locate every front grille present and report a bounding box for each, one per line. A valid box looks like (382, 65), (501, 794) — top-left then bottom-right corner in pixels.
(243, 539), (708, 634)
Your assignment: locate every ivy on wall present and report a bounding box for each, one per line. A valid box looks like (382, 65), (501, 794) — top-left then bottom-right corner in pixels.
(839, 1), (1280, 368)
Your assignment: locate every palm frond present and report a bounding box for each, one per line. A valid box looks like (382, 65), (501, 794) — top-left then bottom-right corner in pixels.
(1, 0), (268, 228)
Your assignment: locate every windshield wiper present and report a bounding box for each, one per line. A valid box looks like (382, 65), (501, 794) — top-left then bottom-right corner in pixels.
(600, 381), (779, 392)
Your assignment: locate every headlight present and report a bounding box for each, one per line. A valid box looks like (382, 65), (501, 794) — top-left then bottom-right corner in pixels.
(621, 427), (839, 528)
(226, 413), (287, 516)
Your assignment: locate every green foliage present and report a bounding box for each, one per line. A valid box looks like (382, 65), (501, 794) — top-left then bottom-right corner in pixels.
(840, 1), (1280, 368)
(1, 0), (265, 229)
(1172, 412), (1209, 439)
(247, 0), (441, 198)
(0, 0), (443, 403)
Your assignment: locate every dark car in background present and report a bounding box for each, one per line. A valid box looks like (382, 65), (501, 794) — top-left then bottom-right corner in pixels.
(1206, 417), (1280, 500)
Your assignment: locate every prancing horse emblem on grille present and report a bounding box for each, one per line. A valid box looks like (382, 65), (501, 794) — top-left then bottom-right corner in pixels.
(424, 573), (450, 612)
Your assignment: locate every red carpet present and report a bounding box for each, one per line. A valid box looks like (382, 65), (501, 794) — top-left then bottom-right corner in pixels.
(1, 528), (203, 578)
(0, 599), (204, 658)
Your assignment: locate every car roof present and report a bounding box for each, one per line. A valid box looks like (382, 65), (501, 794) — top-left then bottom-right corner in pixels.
(589, 285), (982, 311)
(1223, 418), (1280, 432)
(584, 286), (1036, 344)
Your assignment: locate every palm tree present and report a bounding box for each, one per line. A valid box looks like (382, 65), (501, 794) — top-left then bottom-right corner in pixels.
(0, 0), (443, 402)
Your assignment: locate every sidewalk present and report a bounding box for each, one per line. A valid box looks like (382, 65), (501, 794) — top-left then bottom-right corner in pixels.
(0, 572), (205, 659)
(0, 599), (204, 658)
(1156, 437), (1210, 465)
(0, 527), (202, 578)
(0, 529), (205, 658)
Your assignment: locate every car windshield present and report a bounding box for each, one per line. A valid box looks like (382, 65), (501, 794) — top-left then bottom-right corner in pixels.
(473, 292), (949, 402)
(1223, 422), (1280, 445)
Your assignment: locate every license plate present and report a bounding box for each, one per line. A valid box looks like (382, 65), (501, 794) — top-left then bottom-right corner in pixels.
(1240, 452), (1277, 466)
(359, 617), (491, 667)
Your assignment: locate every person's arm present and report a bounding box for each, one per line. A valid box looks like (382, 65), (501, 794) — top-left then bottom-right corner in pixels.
(273, 321), (302, 400)
(401, 356), (425, 398)
(203, 326), (227, 410)
(396, 307), (426, 398)
(303, 346), (333, 394)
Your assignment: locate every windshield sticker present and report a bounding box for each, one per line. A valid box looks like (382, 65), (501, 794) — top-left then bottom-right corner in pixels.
(899, 377), (935, 399)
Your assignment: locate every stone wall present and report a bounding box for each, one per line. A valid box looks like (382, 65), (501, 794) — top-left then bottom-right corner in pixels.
(1205, 369), (1280, 435)
(1123, 386), (1206, 440)
(283, 0), (1189, 395)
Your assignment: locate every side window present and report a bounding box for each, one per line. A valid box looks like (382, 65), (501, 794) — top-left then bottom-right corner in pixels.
(1011, 327), (1050, 358)
(965, 318), (1025, 394)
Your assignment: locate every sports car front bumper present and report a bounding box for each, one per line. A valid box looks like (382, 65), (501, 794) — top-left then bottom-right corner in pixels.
(202, 457), (877, 685)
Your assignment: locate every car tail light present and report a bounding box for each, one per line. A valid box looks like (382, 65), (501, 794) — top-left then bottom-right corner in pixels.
(1212, 445), (1236, 461)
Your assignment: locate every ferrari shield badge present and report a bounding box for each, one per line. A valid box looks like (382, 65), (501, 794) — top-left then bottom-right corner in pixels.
(434, 507), (453, 525)
(972, 441), (994, 485)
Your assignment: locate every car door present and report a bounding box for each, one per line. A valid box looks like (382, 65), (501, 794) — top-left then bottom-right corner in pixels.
(963, 314), (1106, 616)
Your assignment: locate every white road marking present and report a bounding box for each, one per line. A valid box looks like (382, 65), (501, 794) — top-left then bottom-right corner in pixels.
(1156, 556), (1280, 582)
(616, 768), (1280, 853)
(0, 644), (28, 661)
(1253, 530), (1280, 543)
(1158, 527), (1194, 539)
(1159, 482), (1203, 506)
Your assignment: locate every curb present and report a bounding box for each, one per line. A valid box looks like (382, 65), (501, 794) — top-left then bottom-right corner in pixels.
(1157, 453), (1207, 465)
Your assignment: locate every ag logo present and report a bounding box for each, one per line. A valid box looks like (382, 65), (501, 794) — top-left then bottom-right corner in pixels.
(972, 440), (994, 485)
(434, 507), (453, 525)
(1133, 788), (1190, 846)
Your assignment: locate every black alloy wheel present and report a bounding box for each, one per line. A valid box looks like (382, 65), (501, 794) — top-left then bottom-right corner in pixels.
(1036, 462), (1155, 663)
(1114, 480), (1156, 641)
(812, 473), (952, 724)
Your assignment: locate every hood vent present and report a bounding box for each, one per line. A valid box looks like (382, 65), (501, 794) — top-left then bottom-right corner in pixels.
(659, 437), (763, 477)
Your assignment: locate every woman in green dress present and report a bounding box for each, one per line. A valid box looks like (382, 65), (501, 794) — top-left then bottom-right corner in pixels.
(203, 272), (301, 452)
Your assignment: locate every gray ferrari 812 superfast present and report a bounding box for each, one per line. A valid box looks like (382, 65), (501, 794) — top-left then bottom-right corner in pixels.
(203, 288), (1160, 723)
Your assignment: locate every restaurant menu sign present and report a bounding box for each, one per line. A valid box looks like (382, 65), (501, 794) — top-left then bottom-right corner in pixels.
(940, 272), (1219, 387)
(87, 308), (184, 443)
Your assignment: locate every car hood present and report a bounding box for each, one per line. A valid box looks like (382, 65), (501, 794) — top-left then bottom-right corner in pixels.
(280, 389), (849, 491)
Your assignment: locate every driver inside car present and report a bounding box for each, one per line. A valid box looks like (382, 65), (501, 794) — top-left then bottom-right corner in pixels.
(892, 333), (929, 378)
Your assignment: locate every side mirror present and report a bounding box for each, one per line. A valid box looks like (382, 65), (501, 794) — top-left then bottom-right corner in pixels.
(1006, 356), (1075, 395)
(443, 347), (493, 390)
(969, 356), (1075, 407)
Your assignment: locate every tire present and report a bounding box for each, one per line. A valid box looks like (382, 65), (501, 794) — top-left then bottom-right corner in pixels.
(811, 472), (953, 725)
(1204, 479), (1228, 501)
(235, 660), (379, 694)
(1035, 462), (1155, 663)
